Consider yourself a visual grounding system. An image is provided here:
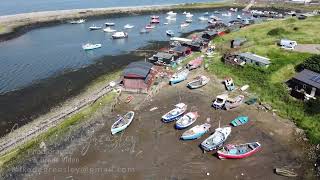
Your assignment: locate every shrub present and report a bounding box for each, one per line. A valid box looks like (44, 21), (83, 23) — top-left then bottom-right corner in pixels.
(267, 27), (288, 36)
(305, 98), (320, 115)
(296, 54), (320, 73)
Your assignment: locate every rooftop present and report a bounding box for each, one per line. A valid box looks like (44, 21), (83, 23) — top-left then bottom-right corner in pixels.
(123, 61), (153, 78)
(239, 52), (271, 65)
(293, 69), (320, 89)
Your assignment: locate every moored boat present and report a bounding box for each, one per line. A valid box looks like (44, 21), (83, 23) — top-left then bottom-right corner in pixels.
(274, 168), (298, 177)
(167, 11), (177, 16)
(180, 23), (190, 28)
(124, 24), (134, 29)
(225, 95), (244, 110)
(162, 103), (187, 123)
(166, 16), (176, 21)
(145, 24), (155, 29)
(230, 116), (249, 127)
(187, 76), (210, 89)
(111, 111), (135, 135)
(150, 18), (160, 24)
(112, 31), (128, 39)
(169, 69), (189, 85)
(105, 22), (115, 26)
(201, 126), (232, 151)
(82, 43), (102, 50)
(185, 19), (192, 23)
(237, 15), (242, 19)
(175, 112), (198, 129)
(217, 142), (261, 159)
(89, 25), (102, 30)
(103, 27), (116, 33)
(199, 16), (209, 21)
(69, 19), (85, 24)
(185, 13), (194, 18)
(181, 123), (211, 140)
(166, 30), (174, 36)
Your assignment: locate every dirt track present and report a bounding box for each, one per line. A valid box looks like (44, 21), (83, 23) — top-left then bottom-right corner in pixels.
(16, 67), (315, 180)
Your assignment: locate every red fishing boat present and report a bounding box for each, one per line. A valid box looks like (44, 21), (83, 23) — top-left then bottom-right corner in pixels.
(217, 142), (261, 159)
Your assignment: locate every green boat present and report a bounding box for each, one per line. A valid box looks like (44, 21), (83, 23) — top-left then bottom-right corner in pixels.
(230, 116), (249, 127)
(245, 97), (258, 105)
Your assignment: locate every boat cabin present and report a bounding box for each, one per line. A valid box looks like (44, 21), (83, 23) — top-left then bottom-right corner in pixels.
(148, 52), (175, 66)
(237, 52), (271, 67)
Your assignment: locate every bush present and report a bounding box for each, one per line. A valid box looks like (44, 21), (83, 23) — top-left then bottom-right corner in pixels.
(296, 54), (320, 73)
(305, 98), (320, 115)
(267, 27), (288, 36)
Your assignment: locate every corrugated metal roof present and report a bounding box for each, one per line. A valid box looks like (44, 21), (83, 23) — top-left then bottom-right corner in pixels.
(153, 52), (174, 59)
(293, 69), (320, 89)
(124, 61), (153, 78)
(170, 46), (189, 53)
(239, 52), (271, 65)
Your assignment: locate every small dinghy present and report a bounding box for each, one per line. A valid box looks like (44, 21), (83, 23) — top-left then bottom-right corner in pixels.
(89, 25), (102, 30)
(166, 30), (174, 36)
(124, 24), (134, 29)
(170, 69), (189, 85)
(225, 95), (244, 110)
(145, 24), (155, 29)
(162, 103), (187, 123)
(111, 111), (135, 135)
(198, 16), (209, 21)
(69, 19), (85, 24)
(230, 116), (249, 127)
(181, 123), (211, 140)
(201, 126), (232, 151)
(112, 31), (128, 39)
(82, 43), (102, 50)
(217, 142), (261, 159)
(175, 112), (198, 129)
(105, 22), (115, 26)
(180, 23), (190, 28)
(187, 76), (210, 89)
(103, 27), (116, 33)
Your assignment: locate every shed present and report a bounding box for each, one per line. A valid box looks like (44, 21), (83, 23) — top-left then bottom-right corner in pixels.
(148, 52), (175, 66)
(123, 61), (155, 92)
(231, 38), (247, 48)
(289, 69), (320, 96)
(238, 52), (271, 67)
(169, 46), (191, 57)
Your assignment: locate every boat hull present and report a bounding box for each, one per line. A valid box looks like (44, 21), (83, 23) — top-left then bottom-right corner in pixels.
(162, 114), (183, 123)
(217, 144), (261, 159)
(181, 131), (206, 140)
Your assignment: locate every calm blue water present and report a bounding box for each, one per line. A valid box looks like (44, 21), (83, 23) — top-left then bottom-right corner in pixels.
(0, 0), (218, 16)
(0, 11), (248, 94)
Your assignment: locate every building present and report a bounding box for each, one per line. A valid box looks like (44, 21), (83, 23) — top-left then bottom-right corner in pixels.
(289, 69), (320, 98)
(231, 38), (247, 48)
(169, 46), (192, 57)
(238, 52), (271, 67)
(122, 61), (156, 93)
(182, 39), (208, 52)
(201, 31), (218, 41)
(148, 52), (175, 66)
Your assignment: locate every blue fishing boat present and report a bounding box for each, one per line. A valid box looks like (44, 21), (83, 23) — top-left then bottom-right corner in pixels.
(162, 103), (187, 123)
(175, 112), (198, 129)
(170, 69), (189, 85)
(230, 116), (249, 127)
(111, 111), (135, 135)
(181, 123), (211, 140)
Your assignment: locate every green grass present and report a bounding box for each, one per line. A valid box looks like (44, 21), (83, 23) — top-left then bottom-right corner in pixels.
(0, 25), (5, 33)
(207, 16), (320, 143)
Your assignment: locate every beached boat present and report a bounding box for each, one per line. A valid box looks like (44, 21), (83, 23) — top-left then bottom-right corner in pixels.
(181, 123), (211, 140)
(105, 22), (115, 26)
(167, 11), (177, 16)
(175, 112), (198, 129)
(145, 24), (155, 29)
(212, 94), (228, 109)
(180, 23), (190, 28)
(217, 142), (261, 159)
(230, 116), (249, 127)
(82, 43), (102, 50)
(150, 18), (160, 24)
(225, 95), (244, 110)
(69, 19), (85, 24)
(111, 111), (135, 135)
(112, 31), (128, 39)
(198, 16), (209, 21)
(123, 24), (134, 29)
(187, 76), (210, 89)
(89, 25), (102, 30)
(224, 77), (235, 91)
(170, 69), (189, 85)
(162, 103), (187, 123)
(166, 30), (174, 36)
(103, 27), (116, 33)
(201, 126), (232, 151)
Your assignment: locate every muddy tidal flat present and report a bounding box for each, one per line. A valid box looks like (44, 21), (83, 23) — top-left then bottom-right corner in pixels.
(9, 68), (313, 180)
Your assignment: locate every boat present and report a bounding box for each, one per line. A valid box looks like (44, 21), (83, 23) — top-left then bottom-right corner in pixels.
(180, 23), (190, 28)
(169, 69), (189, 85)
(187, 76), (210, 89)
(167, 11), (177, 16)
(140, 28), (148, 34)
(274, 168), (298, 177)
(175, 112), (198, 129)
(112, 31), (128, 39)
(164, 22), (169, 25)
(229, 8), (238, 12)
(225, 95), (244, 110)
(183, 11), (188, 15)
(224, 77), (235, 91)
(89, 25), (102, 30)
(217, 142), (261, 159)
(111, 111), (134, 135)
(181, 123), (211, 140)
(185, 19), (192, 23)
(212, 94), (228, 109)
(166, 30), (174, 36)
(162, 103), (187, 122)
(150, 18), (160, 24)
(222, 12), (232, 17)
(198, 16), (209, 21)
(150, 15), (160, 19)
(123, 24), (134, 29)
(201, 126), (232, 151)
(103, 27), (116, 33)
(203, 12), (209, 16)
(82, 43), (102, 50)
(213, 11), (220, 14)
(245, 97), (258, 105)
(105, 22), (115, 26)
(145, 24), (155, 29)
(237, 15), (242, 19)
(230, 116), (249, 127)
(185, 13), (194, 18)
(166, 16), (176, 21)
(69, 19), (85, 24)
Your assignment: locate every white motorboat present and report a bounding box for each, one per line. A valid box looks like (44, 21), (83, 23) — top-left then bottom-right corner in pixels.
(222, 12), (232, 17)
(82, 43), (102, 50)
(198, 16), (209, 21)
(167, 11), (177, 16)
(124, 24), (134, 29)
(89, 25), (102, 30)
(105, 22), (115, 26)
(166, 30), (174, 36)
(103, 27), (116, 33)
(185, 13), (194, 18)
(69, 19), (85, 24)
(185, 19), (192, 23)
(166, 16), (176, 21)
(237, 15), (242, 19)
(112, 31), (128, 39)
(145, 24), (155, 29)
(180, 23), (190, 28)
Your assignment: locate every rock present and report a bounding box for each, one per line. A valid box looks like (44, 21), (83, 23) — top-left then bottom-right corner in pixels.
(295, 128), (305, 136)
(39, 141), (47, 151)
(262, 103), (272, 111)
(206, 172), (210, 176)
(303, 137), (309, 142)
